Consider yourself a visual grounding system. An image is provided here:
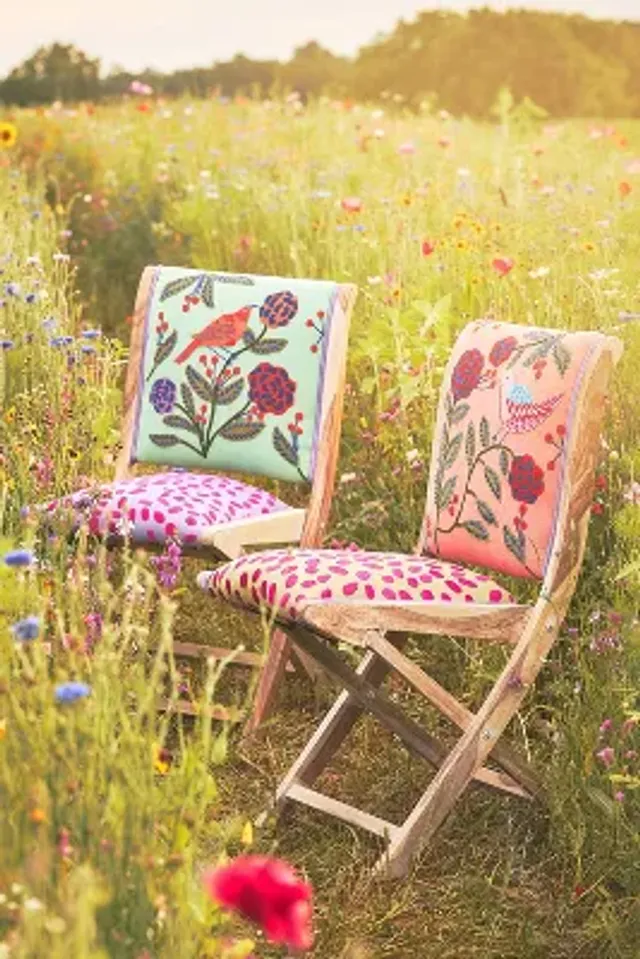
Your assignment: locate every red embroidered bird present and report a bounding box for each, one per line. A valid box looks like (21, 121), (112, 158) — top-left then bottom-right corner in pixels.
(175, 304), (258, 364)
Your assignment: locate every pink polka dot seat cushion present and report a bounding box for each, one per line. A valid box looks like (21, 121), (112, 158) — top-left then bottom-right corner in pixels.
(198, 548), (514, 622)
(40, 470), (290, 547)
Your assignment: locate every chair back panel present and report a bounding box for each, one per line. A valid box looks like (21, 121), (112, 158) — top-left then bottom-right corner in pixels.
(128, 266), (356, 483)
(421, 320), (617, 579)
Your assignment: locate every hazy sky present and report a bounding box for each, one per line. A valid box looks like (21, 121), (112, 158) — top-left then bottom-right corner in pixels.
(2, 0), (638, 76)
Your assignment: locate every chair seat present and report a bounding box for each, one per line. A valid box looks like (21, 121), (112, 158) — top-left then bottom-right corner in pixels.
(40, 470), (290, 546)
(198, 548), (514, 622)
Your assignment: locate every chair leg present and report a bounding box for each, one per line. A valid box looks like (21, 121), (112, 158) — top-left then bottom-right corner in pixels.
(275, 637), (406, 807)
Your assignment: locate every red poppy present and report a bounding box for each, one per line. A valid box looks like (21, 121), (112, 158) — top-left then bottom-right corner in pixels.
(421, 239), (436, 257)
(204, 855), (313, 950)
(341, 197), (362, 213)
(492, 257), (514, 277)
(619, 181), (632, 198)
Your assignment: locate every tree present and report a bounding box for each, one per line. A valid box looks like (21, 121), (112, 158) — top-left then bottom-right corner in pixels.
(0, 43), (101, 106)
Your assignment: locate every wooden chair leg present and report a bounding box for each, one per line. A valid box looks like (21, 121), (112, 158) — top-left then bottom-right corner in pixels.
(275, 638), (406, 808)
(243, 629), (293, 734)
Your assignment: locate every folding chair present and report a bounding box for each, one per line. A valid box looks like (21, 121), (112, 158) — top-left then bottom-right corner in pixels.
(40, 265), (357, 728)
(198, 319), (622, 876)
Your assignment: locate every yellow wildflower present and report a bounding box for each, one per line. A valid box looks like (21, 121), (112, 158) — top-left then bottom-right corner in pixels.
(0, 122), (17, 149)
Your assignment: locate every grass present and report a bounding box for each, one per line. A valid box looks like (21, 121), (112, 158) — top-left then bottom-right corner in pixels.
(1, 95), (639, 957)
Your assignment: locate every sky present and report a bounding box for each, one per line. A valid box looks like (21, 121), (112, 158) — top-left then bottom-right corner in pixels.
(1, 0), (639, 76)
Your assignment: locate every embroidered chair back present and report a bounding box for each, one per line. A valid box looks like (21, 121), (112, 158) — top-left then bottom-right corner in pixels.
(421, 320), (618, 579)
(120, 266), (357, 484)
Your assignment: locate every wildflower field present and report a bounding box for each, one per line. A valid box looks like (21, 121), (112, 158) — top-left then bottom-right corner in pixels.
(0, 95), (639, 958)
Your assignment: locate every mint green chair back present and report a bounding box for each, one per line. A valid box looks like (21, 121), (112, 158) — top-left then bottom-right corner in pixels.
(127, 266), (357, 483)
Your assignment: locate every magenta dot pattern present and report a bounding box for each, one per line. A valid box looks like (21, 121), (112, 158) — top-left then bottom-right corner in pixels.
(200, 548), (514, 622)
(42, 471), (289, 546)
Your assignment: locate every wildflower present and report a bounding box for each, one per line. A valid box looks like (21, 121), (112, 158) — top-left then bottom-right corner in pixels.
(595, 746), (615, 768)
(0, 122), (17, 149)
(421, 240), (436, 256)
(57, 828), (73, 857)
(54, 682), (91, 704)
(341, 197), (362, 213)
(492, 257), (514, 277)
(3, 548), (34, 567)
(11, 615), (41, 641)
(152, 742), (171, 775)
(614, 791), (625, 802)
(0, 339), (14, 350)
(29, 807), (46, 823)
(529, 266), (550, 279)
(398, 141), (416, 155)
(203, 855), (313, 951)
(619, 181), (632, 198)
(599, 718), (613, 733)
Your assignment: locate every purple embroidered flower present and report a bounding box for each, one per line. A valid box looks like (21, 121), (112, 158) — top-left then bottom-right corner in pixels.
(451, 348), (484, 402)
(259, 290), (299, 329)
(248, 363), (296, 415)
(150, 377), (176, 414)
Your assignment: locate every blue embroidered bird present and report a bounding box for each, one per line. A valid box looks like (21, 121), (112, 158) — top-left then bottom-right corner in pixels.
(501, 378), (563, 434)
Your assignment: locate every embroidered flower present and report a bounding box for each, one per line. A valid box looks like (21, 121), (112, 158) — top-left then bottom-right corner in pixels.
(149, 378), (176, 414)
(489, 336), (518, 367)
(508, 455), (545, 504)
(248, 363), (296, 416)
(259, 290), (299, 329)
(451, 348), (484, 402)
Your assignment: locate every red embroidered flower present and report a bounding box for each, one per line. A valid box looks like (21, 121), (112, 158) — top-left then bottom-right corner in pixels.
(259, 290), (299, 329)
(203, 855), (313, 950)
(508, 455), (545, 504)
(489, 336), (518, 367)
(248, 363), (296, 415)
(451, 348), (484, 402)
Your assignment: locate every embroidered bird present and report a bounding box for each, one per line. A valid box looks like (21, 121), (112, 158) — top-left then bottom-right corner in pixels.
(502, 380), (564, 434)
(175, 304), (258, 364)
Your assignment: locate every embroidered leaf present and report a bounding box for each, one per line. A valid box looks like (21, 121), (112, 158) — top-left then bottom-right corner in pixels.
(162, 415), (200, 435)
(503, 525), (526, 563)
(552, 340), (571, 376)
(212, 274), (255, 287)
(149, 433), (182, 448)
(437, 475), (456, 510)
(153, 329), (177, 368)
(201, 275), (215, 308)
(462, 520), (489, 541)
(443, 432), (463, 470)
(485, 465), (502, 500)
(215, 378), (244, 405)
(250, 338), (288, 355)
(450, 402), (470, 425)
(477, 499), (497, 526)
(445, 394), (454, 420)
(185, 366), (216, 404)
(242, 329), (256, 346)
(159, 275), (197, 302)
(499, 448), (510, 476)
(465, 423), (476, 466)
(522, 338), (553, 367)
(218, 419), (266, 441)
(273, 425), (299, 467)
(180, 382), (196, 418)
(479, 416), (491, 448)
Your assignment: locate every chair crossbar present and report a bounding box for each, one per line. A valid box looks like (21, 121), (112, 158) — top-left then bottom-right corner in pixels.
(286, 783), (400, 841)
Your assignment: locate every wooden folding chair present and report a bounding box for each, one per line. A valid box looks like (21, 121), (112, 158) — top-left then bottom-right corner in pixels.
(198, 319), (622, 876)
(40, 265), (357, 728)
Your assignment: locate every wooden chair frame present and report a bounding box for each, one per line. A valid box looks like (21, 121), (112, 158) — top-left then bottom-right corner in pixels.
(251, 336), (621, 877)
(115, 266), (357, 729)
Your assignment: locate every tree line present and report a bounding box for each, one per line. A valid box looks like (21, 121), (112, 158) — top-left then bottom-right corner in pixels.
(1, 7), (639, 116)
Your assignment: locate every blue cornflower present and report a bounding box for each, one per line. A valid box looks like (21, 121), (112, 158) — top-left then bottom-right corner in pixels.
(81, 329), (101, 340)
(25, 293), (38, 305)
(11, 616), (41, 641)
(5, 283), (20, 297)
(81, 345), (96, 355)
(3, 549), (34, 567)
(42, 317), (57, 330)
(0, 339), (14, 350)
(49, 336), (64, 347)
(55, 682), (91, 704)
